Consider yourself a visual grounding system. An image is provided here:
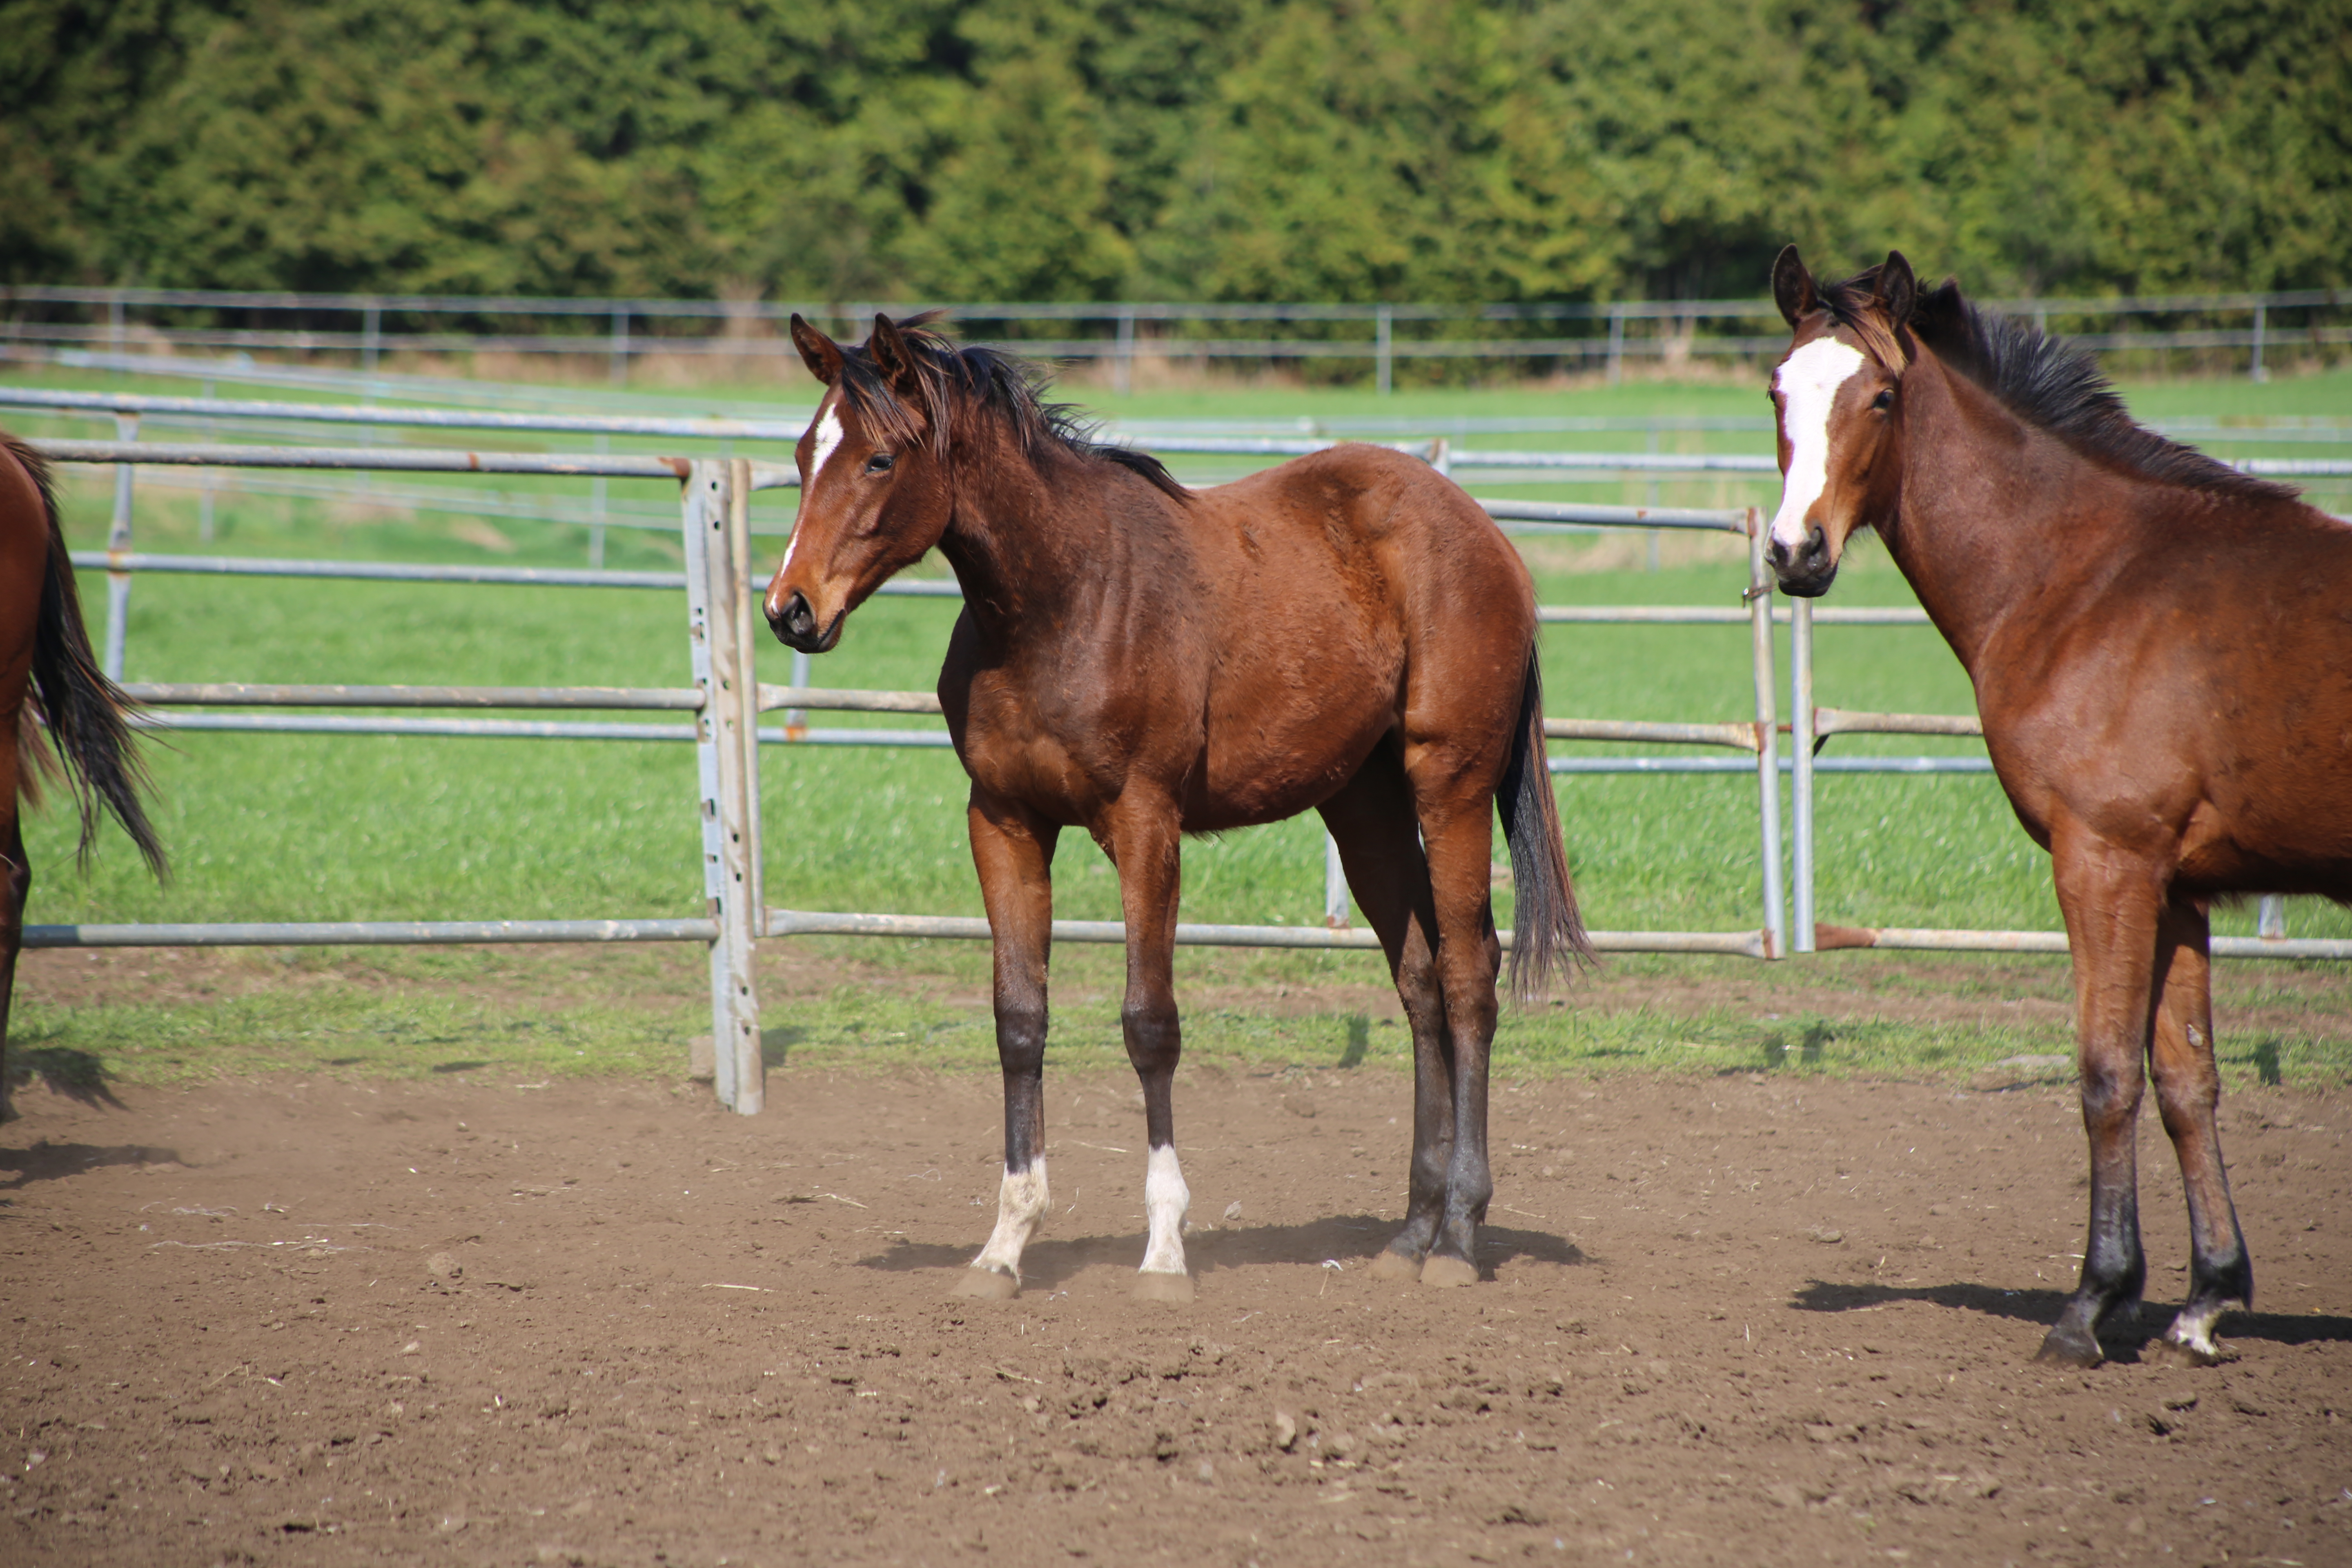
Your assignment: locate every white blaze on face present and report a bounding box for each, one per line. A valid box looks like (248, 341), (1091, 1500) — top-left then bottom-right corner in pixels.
(1139, 1144), (1190, 1278)
(1769, 338), (1868, 556)
(779, 396), (846, 578)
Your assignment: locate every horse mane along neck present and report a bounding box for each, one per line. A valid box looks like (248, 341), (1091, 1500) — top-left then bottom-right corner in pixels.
(839, 317), (1190, 503)
(1820, 269), (2296, 504)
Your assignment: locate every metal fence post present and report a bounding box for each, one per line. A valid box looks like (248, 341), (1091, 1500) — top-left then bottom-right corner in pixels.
(610, 307), (630, 388)
(103, 414), (138, 680)
(682, 461), (762, 1113)
(1790, 595), (1816, 952)
(2252, 303), (2267, 383)
(1114, 307), (1136, 397)
(1746, 510), (1786, 959)
(362, 301), (383, 372)
(1376, 304), (1393, 397)
(1324, 835), (1350, 929)
(2258, 895), (2285, 939)
(728, 458), (765, 920)
(1607, 305), (1626, 387)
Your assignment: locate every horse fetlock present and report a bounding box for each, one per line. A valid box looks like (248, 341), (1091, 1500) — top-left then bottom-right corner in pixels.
(970, 1159), (1050, 1284)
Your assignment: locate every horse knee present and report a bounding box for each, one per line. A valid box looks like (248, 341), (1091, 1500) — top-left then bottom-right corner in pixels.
(996, 1002), (1048, 1077)
(1120, 1000), (1180, 1073)
(2076, 1054), (2143, 1128)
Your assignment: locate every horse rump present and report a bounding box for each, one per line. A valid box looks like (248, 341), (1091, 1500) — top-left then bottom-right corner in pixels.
(1497, 647), (1588, 998)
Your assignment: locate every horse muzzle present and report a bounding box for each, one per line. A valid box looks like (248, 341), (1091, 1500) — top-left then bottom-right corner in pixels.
(1766, 526), (1839, 599)
(765, 588), (842, 653)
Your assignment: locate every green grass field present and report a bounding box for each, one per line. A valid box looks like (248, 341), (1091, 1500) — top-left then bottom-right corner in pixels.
(6, 359), (2348, 1091)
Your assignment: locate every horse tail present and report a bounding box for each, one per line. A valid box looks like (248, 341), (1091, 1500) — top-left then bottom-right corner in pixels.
(1497, 645), (1588, 999)
(11, 434), (166, 878)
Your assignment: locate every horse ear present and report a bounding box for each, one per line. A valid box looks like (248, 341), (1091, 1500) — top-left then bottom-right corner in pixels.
(1772, 245), (1818, 329)
(868, 313), (925, 401)
(790, 314), (842, 387)
(1877, 252), (1917, 326)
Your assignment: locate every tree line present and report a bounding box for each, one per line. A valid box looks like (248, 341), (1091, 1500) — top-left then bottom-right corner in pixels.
(4, 0), (2345, 307)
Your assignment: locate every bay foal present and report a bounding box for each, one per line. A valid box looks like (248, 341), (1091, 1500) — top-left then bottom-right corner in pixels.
(765, 315), (1586, 1299)
(1765, 249), (2352, 1365)
(0, 432), (164, 1118)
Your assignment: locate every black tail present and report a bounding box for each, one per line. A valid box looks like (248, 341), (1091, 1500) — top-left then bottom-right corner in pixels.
(1498, 647), (1588, 999)
(13, 435), (166, 877)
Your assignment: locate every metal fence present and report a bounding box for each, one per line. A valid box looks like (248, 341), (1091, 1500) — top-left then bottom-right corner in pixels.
(15, 392), (2345, 1118)
(6, 282), (2345, 392)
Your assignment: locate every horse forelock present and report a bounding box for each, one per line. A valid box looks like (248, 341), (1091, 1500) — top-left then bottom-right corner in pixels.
(1810, 268), (1909, 374)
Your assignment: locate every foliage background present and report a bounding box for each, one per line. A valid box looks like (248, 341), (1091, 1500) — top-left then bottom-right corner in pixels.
(4, 0), (2346, 305)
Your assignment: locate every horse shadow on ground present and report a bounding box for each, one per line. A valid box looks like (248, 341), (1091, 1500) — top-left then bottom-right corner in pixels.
(859, 1214), (1584, 1291)
(4, 1045), (125, 1113)
(0, 1138), (185, 1192)
(1791, 1278), (2352, 1358)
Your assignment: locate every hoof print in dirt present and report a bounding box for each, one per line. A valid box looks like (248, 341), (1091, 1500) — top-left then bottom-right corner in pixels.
(1367, 1250), (1423, 1283)
(1133, 1270), (1194, 1304)
(950, 1267), (1019, 1301)
(1420, 1256), (1478, 1289)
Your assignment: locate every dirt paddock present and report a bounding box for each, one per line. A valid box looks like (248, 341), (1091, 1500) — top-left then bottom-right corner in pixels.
(3, 1065), (2348, 1567)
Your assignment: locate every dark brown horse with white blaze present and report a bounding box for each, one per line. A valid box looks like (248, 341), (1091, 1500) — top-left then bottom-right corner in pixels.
(764, 314), (1587, 1300)
(0, 432), (166, 1118)
(1764, 247), (2352, 1366)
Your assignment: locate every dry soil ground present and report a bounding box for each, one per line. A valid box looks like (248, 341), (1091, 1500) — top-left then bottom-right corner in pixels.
(3, 1061), (2349, 1568)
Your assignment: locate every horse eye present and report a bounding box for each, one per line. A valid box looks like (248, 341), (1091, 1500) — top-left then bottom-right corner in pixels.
(1871, 389), (1895, 412)
(865, 452), (895, 474)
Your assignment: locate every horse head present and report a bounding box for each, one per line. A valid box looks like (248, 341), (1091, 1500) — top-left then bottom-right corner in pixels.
(1765, 246), (1917, 597)
(764, 313), (955, 653)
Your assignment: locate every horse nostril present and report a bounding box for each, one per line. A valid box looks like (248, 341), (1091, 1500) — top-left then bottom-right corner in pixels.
(775, 590), (816, 640)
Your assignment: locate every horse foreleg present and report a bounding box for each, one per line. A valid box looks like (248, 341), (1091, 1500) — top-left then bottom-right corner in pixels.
(2147, 897), (2252, 1365)
(0, 814), (25, 1124)
(1317, 762), (1452, 1281)
(2038, 835), (2163, 1366)
(1103, 799), (1192, 1302)
(1414, 802), (1504, 1290)
(956, 789), (1060, 1300)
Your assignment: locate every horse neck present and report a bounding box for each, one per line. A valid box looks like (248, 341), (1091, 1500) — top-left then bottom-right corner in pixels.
(1879, 349), (2136, 674)
(934, 431), (1113, 648)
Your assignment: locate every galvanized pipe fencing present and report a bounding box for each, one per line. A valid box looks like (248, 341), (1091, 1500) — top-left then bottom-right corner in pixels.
(16, 415), (2340, 1120)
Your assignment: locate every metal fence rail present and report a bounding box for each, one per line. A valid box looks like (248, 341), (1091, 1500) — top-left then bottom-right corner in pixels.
(20, 396), (2338, 1116)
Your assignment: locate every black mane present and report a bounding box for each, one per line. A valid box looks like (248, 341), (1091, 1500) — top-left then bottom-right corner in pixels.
(837, 315), (1190, 503)
(1842, 272), (2293, 502)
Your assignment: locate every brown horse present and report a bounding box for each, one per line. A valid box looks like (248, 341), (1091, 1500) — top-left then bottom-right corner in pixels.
(1765, 247), (2352, 1366)
(764, 314), (1586, 1299)
(0, 432), (166, 1118)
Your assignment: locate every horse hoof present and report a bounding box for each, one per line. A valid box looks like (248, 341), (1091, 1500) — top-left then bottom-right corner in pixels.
(1133, 1270), (1194, 1304)
(2030, 1326), (2102, 1368)
(1420, 1256), (1478, 1289)
(1367, 1250), (1423, 1283)
(2146, 1336), (2228, 1369)
(951, 1267), (1019, 1301)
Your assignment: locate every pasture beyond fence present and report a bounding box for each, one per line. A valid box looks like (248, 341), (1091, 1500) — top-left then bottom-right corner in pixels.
(10, 388), (2348, 1116)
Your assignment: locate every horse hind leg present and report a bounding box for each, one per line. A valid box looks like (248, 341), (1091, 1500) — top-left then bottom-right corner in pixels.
(1318, 757), (1453, 1282)
(2145, 898), (2252, 1366)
